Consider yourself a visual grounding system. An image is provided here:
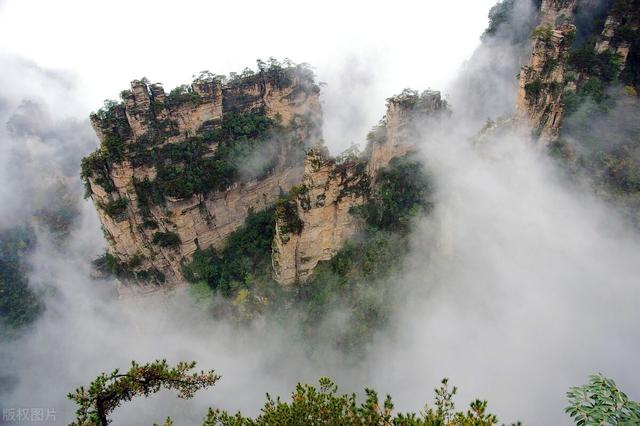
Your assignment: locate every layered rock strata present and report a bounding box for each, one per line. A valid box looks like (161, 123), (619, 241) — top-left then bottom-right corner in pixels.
(83, 67), (321, 287)
(272, 90), (448, 285)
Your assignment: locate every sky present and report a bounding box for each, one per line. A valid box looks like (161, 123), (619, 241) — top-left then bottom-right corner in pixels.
(0, 0), (497, 149)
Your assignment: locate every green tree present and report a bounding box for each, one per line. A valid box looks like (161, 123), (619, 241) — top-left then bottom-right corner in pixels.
(566, 374), (640, 425)
(68, 360), (219, 426)
(0, 226), (42, 333)
(203, 377), (509, 425)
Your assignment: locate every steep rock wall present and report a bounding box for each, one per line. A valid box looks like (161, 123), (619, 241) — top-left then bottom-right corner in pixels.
(272, 147), (369, 285)
(517, 0), (638, 142)
(369, 90), (447, 174)
(83, 66), (321, 288)
(273, 90), (448, 285)
(516, 21), (575, 141)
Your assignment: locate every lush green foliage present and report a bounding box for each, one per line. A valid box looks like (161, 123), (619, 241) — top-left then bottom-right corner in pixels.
(93, 251), (166, 283)
(555, 1), (640, 212)
(0, 226), (42, 333)
(67, 359), (638, 426)
(80, 151), (114, 198)
(99, 198), (129, 220)
(275, 195), (304, 235)
(354, 156), (433, 232)
(181, 208), (276, 296)
(524, 79), (544, 104)
(68, 360), (219, 426)
(181, 155), (432, 349)
(296, 157), (430, 350)
(568, 46), (622, 84)
(204, 377), (507, 426)
(152, 231), (181, 248)
(135, 111), (278, 201)
(81, 58), (317, 200)
(295, 229), (407, 352)
(166, 84), (201, 106)
(70, 364), (510, 426)
(483, 0), (516, 39)
(566, 374), (640, 425)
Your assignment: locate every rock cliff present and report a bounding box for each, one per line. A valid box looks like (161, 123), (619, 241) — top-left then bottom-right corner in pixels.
(272, 146), (369, 285)
(272, 90), (448, 285)
(516, 0), (639, 143)
(82, 64), (321, 289)
(516, 21), (575, 141)
(83, 63), (448, 291)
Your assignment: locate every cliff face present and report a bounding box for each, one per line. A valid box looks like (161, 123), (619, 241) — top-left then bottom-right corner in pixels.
(272, 147), (369, 285)
(83, 66), (321, 289)
(539, 0), (578, 26)
(272, 90), (448, 285)
(83, 55), (449, 291)
(517, 0), (639, 143)
(369, 90), (447, 175)
(516, 21), (575, 141)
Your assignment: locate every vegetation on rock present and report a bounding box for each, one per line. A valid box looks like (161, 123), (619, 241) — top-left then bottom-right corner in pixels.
(179, 154), (432, 351)
(93, 251), (166, 283)
(151, 231), (181, 248)
(181, 208), (276, 297)
(0, 226), (42, 334)
(98, 198), (128, 220)
(538, 0), (640, 223)
(354, 155), (433, 232)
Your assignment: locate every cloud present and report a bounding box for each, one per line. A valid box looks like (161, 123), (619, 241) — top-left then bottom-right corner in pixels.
(0, 57), (96, 229)
(361, 120), (640, 423)
(1, 1), (640, 425)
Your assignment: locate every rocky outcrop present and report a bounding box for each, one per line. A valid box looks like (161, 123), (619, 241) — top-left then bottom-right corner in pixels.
(272, 147), (369, 285)
(369, 90), (448, 174)
(84, 57), (449, 290)
(516, 22), (575, 141)
(539, 0), (577, 26)
(517, 0), (639, 143)
(595, 5), (639, 74)
(83, 65), (321, 288)
(272, 90), (448, 285)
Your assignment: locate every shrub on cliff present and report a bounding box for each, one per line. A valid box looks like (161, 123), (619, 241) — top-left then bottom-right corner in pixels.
(151, 231), (181, 248)
(354, 155), (433, 232)
(99, 198), (128, 220)
(166, 84), (201, 106)
(524, 79), (544, 104)
(145, 110), (278, 200)
(568, 45), (622, 83)
(275, 196), (303, 236)
(297, 229), (407, 353)
(181, 208), (275, 296)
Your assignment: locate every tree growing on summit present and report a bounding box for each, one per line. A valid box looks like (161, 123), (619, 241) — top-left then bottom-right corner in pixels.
(67, 360), (219, 426)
